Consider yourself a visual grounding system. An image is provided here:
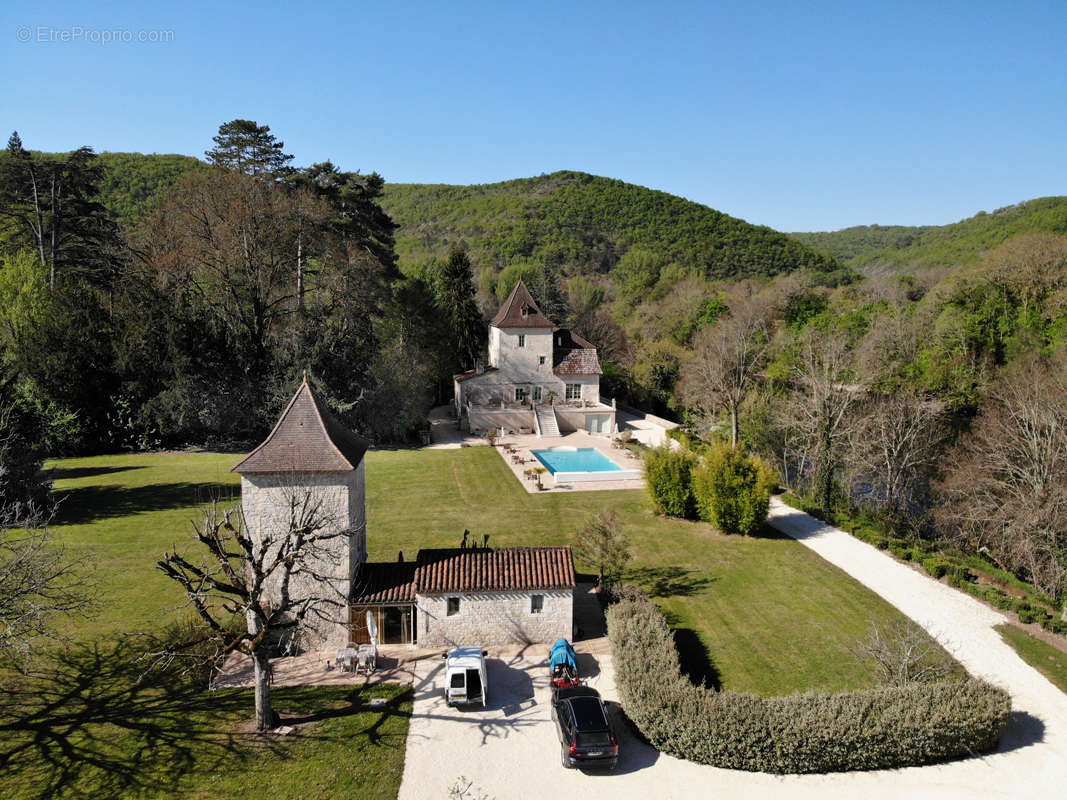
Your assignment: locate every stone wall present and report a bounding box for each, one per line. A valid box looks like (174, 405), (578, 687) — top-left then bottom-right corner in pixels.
(417, 590), (573, 647)
(240, 465), (366, 649)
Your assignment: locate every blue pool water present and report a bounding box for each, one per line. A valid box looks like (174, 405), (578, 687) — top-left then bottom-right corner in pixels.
(532, 448), (622, 474)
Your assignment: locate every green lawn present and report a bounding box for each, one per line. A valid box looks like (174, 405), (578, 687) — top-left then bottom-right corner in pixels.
(9, 445), (962, 798)
(997, 623), (1067, 694)
(2, 646), (411, 800)
(42, 446), (954, 696)
(365, 447), (957, 695)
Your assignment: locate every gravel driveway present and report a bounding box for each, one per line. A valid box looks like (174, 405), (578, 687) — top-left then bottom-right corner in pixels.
(397, 501), (1067, 799)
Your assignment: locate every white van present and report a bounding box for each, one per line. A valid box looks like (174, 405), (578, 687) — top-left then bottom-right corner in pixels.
(444, 647), (488, 707)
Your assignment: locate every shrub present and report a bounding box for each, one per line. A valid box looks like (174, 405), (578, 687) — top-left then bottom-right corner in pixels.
(643, 446), (696, 518)
(665, 427), (706, 453)
(922, 557), (950, 579)
(889, 544), (913, 561)
(1042, 618), (1067, 635)
(691, 444), (776, 535)
(947, 565), (974, 583)
(606, 592), (1010, 774)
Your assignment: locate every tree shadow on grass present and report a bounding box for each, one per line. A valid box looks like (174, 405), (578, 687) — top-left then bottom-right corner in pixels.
(53, 482), (239, 526)
(0, 641), (412, 799)
(276, 685), (413, 747)
(49, 465), (146, 482)
(747, 523), (793, 541)
(627, 566), (715, 598)
(0, 638), (258, 799)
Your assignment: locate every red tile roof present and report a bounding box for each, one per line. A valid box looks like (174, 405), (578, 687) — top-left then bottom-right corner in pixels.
(552, 329), (602, 375)
(490, 280), (554, 329)
(415, 546), (575, 593)
(351, 561), (417, 604)
(553, 349), (602, 376)
(232, 379), (369, 474)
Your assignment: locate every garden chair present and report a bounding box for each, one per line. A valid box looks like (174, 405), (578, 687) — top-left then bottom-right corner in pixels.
(356, 644), (376, 675)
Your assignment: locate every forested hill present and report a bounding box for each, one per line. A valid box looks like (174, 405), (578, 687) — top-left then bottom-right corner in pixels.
(78, 156), (839, 281)
(380, 171), (840, 280)
(95, 152), (205, 228)
(791, 196), (1067, 271)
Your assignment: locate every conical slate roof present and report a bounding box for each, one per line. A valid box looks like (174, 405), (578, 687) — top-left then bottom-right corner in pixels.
(489, 280), (554, 328)
(232, 378), (369, 474)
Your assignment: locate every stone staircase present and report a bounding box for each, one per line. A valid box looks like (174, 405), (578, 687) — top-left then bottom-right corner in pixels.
(536, 408), (560, 438)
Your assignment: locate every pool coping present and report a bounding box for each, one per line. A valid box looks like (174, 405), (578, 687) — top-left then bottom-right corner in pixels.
(491, 431), (647, 494)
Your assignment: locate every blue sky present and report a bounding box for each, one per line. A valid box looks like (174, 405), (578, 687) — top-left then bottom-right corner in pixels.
(2, 0), (1065, 231)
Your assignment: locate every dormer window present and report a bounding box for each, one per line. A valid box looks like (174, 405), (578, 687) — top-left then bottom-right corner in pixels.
(521, 304), (530, 318)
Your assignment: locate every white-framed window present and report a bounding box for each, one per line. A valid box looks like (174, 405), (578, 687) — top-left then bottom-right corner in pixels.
(518, 334), (526, 347)
(538, 355), (546, 365)
(531, 594), (544, 613)
(447, 597), (460, 616)
(533, 386), (542, 402)
(514, 387), (528, 402)
(565, 383), (582, 401)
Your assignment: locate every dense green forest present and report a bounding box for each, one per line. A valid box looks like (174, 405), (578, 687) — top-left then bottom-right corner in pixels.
(381, 171), (842, 280)
(95, 152), (206, 228)
(791, 197), (1067, 270)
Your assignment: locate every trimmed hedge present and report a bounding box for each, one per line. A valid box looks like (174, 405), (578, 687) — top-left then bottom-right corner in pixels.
(606, 593), (1011, 774)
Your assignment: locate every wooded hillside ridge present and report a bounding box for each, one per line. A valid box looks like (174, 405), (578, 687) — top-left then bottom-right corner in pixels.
(790, 197), (1067, 271)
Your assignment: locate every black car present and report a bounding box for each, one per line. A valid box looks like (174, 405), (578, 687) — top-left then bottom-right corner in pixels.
(551, 686), (619, 770)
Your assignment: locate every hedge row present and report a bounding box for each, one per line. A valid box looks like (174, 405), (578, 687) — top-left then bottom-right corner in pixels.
(951, 579), (1067, 634)
(606, 593), (1011, 774)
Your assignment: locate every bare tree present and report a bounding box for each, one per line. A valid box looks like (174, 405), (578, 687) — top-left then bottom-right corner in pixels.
(937, 352), (1067, 614)
(848, 394), (946, 517)
(853, 618), (951, 686)
(0, 527), (94, 667)
(678, 286), (772, 446)
(572, 510), (631, 590)
(779, 326), (863, 514)
(157, 489), (350, 730)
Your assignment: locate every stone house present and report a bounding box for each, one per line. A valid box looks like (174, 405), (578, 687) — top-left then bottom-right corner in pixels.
(351, 545), (575, 647)
(453, 280), (616, 437)
(235, 377), (575, 649)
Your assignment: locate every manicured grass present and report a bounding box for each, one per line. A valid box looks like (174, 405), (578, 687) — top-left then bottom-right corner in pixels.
(996, 623), (1067, 695)
(365, 447), (957, 695)
(42, 447), (957, 697)
(1, 640), (411, 800)
(44, 452), (242, 640)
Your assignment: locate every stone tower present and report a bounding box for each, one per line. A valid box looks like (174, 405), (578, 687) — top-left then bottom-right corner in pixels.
(232, 377), (369, 648)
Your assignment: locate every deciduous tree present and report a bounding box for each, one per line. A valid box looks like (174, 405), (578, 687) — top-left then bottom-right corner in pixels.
(780, 325), (862, 515)
(573, 510), (631, 589)
(157, 491), (350, 730)
(847, 394), (946, 518)
(678, 286), (772, 446)
(936, 352), (1067, 613)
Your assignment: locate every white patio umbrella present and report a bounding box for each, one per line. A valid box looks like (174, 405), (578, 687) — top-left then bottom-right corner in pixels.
(366, 609), (379, 647)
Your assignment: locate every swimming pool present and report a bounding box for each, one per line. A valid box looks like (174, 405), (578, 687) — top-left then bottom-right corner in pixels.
(532, 447), (622, 474)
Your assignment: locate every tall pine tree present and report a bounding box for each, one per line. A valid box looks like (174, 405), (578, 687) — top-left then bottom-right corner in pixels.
(437, 248), (484, 371)
(205, 120), (294, 178)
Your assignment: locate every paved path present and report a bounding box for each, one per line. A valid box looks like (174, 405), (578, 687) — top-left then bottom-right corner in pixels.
(396, 502), (1067, 799)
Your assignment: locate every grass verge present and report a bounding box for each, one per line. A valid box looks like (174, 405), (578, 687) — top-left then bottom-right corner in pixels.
(996, 623), (1067, 695)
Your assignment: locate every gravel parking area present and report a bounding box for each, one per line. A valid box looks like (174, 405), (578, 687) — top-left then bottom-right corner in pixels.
(398, 501), (1067, 798)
